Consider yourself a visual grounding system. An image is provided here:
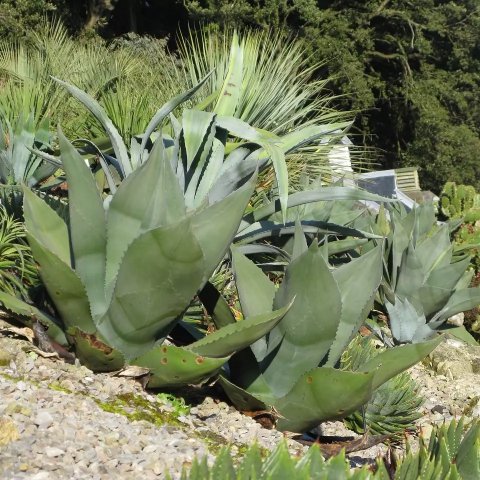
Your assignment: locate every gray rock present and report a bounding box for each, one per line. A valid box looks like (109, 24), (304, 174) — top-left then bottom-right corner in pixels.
(34, 411), (54, 428)
(45, 447), (65, 458)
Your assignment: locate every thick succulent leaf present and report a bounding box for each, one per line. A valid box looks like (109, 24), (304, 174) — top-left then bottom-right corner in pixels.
(100, 218), (205, 359)
(395, 243), (425, 300)
(454, 268), (475, 291)
(190, 172), (257, 284)
(433, 288), (480, 324)
(386, 297), (427, 344)
(58, 128), (107, 317)
(132, 345), (229, 388)
(187, 303), (291, 357)
(105, 137), (185, 294)
(263, 243), (342, 397)
(236, 220), (379, 245)
(26, 235), (95, 334)
(413, 202), (437, 242)
(358, 336), (443, 390)
(193, 137), (225, 207)
(53, 77), (131, 176)
(216, 115), (288, 221)
(23, 187), (70, 264)
(235, 243), (290, 260)
(0, 292), (67, 346)
(328, 238), (370, 255)
(420, 256), (471, 317)
(11, 114), (35, 181)
(198, 282), (236, 328)
(208, 146), (258, 203)
(390, 220), (413, 290)
(415, 225), (452, 274)
(292, 219), (308, 261)
(440, 326), (478, 346)
(214, 31), (243, 116)
(228, 350), (278, 408)
(182, 109), (216, 171)
(231, 247), (276, 317)
(68, 327), (124, 372)
(246, 187), (393, 225)
(140, 74), (212, 155)
(275, 367), (375, 432)
(217, 375), (268, 411)
(326, 246), (383, 366)
(278, 122), (352, 154)
(456, 421), (480, 480)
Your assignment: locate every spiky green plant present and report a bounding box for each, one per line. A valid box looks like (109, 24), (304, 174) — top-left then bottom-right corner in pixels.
(176, 441), (375, 480)
(217, 224), (441, 433)
(0, 20), (180, 142)
(372, 203), (480, 345)
(0, 206), (38, 300)
(177, 418), (479, 479)
(0, 113), (60, 217)
(440, 181), (480, 221)
(1, 71), (330, 386)
(342, 335), (423, 437)
(378, 418), (480, 480)
(177, 28), (364, 189)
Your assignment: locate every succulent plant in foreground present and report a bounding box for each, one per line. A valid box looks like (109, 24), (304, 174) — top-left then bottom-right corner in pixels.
(342, 335), (423, 436)
(379, 417), (480, 480)
(177, 418), (479, 479)
(0, 114), (294, 387)
(217, 224), (441, 433)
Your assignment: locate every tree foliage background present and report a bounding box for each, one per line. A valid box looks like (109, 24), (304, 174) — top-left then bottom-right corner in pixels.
(1, 0), (479, 192)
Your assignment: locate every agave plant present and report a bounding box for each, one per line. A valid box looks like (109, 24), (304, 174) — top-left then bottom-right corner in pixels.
(342, 335), (423, 437)
(216, 225), (441, 433)
(0, 105), (299, 387)
(373, 203), (480, 344)
(0, 113), (61, 217)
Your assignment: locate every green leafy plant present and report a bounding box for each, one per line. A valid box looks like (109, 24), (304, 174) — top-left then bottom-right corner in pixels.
(374, 203), (480, 345)
(178, 28), (361, 190)
(0, 99), (299, 387)
(217, 225), (441, 433)
(0, 206), (39, 300)
(379, 418), (480, 480)
(342, 335), (423, 437)
(177, 418), (480, 479)
(0, 113), (60, 217)
(440, 182), (480, 222)
(176, 440), (373, 480)
(54, 32), (355, 223)
(0, 20), (180, 143)
(156, 393), (191, 417)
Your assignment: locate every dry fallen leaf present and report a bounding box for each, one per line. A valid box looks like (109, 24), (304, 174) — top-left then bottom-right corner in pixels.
(25, 347), (60, 360)
(112, 366), (150, 378)
(0, 326), (35, 343)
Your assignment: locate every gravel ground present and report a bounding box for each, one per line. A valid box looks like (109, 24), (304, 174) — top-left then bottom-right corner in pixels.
(1, 324), (479, 479)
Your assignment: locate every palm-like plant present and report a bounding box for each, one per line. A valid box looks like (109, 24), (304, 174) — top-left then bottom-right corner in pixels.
(177, 28), (362, 187)
(0, 20), (180, 142)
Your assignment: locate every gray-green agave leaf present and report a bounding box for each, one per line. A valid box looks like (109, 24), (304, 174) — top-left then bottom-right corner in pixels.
(221, 229), (441, 432)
